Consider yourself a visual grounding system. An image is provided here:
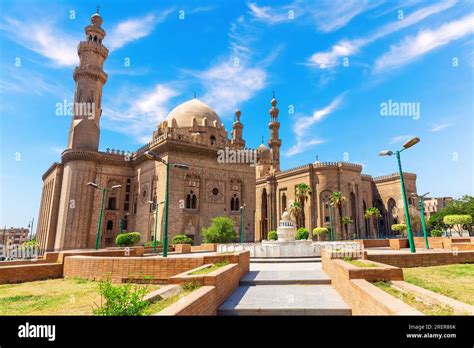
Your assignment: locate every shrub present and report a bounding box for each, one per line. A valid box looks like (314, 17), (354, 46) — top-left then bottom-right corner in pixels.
(171, 234), (193, 245)
(391, 224), (407, 235)
(443, 214), (473, 226)
(181, 281), (201, 292)
(144, 240), (162, 247)
(202, 217), (238, 243)
(295, 228), (309, 240)
(268, 231), (278, 241)
(93, 278), (149, 316)
(431, 229), (443, 237)
(313, 227), (328, 236)
(115, 232), (141, 247)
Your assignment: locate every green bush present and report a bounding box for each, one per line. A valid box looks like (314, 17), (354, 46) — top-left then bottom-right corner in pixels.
(171, 234), (193, 245)
(93, 278), (149, 316)
(268, 231), (278, 241)
(391, 224), (407, 235)
(295, 228), (309, 240)
(431, 229), (443, 237)
(144, 240), (162, 247)
(202, 217), (238, 243)
(115, 232), (141, 247)
(19, 240), (39, 250)
(443, 214), (473, 226)
(313, 227), (328, 236)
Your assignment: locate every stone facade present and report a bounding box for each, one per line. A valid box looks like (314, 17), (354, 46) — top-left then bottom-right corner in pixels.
(35, 13), (255, 253)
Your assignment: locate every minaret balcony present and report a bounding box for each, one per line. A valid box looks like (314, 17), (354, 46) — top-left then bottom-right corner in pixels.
(77, 41), (109, 59)
(73, 66), (108, 84)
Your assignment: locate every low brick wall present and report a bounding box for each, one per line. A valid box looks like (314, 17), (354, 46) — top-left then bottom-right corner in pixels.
(321, 250), (420, 315)
(63, 251), (250, 283)
(367, 250), (474, 268)
(0, 263), (63, 284)
(356, 239), (389, 248)
(169, 263), (241, 306)
(174, 244), (191, 254)
(191, 243), (217, 252)
(389, 238), (408, 250)
(158, 286), (217, 316)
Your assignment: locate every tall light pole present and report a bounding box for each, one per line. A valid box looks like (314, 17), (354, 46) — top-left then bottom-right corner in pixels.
(148, 200), (165, 254)
(412, 192), (430, 249)
(379, 136), (420, 253)
(87, 182), (122, 250)
(119, 212), (129, 234)
(240, 203), (247, 243)
(144, 151), (189, 257)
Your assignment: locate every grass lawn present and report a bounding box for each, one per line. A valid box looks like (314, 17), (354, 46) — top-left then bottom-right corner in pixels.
(403, 264), (474, 306)
(345, 259), (378, 268)
(189, 261), (228, 275)
(373, 281), (455, 315)
(0, 278), (159, 315)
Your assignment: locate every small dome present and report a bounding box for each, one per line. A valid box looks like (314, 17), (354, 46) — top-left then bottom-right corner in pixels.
(281, 211), (290, 221)
(257, 143), (269, 152)
(164, 99), (221, 128)
(91, 13), (103, 26)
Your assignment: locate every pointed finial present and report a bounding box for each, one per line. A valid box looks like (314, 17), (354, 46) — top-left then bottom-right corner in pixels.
(272, 90), (275, 98)
(235, 108), (241, 122)
(193, 91), (196, 99)
(96, 5), (100, 14)
(261, 136), (264, 144)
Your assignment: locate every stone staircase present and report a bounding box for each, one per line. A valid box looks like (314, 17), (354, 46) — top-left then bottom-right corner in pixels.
(218, 260), (351, 316)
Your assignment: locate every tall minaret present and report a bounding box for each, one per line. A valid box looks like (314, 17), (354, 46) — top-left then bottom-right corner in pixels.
(67, 10), (108, 151)
(231, 108), (245, 148)
(268, 94), (281, 173)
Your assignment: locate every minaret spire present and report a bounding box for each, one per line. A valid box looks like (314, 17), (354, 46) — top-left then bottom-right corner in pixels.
(231, 108), (245, 148)
(67, 10), (109, 150)
(268, 94), (281, 173)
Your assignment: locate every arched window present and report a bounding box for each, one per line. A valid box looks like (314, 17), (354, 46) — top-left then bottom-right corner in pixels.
(230, 194), (239, 211)
(186, 191), (197, 209)
(281, 192), (287, 212)
(106, 220), (113, 231)
(210, 136), (216, 145)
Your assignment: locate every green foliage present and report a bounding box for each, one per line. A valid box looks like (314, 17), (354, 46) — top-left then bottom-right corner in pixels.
(181, 281), (201, 292)
(391, 224), (407, 235)
(19, 240), (39, 250)
(144, 240), (162, 247)
(431, 229), (443, 237)
(443, 214), (473, 226)
(288, 201), (302, 225)
(313, 227), (328, 235)
(171, 234), (193, 245)
(295, 228), (309, 240)
(365, 207), (381, 219)
(93, 278), (149, 316)
(429, 195), (474, 231)
(343, 256), (352, 262)
(115, 232), (141, 247)
(202, 217), (238, 243)
(341, 216), (353, 225)
(268, 231), (278, 240)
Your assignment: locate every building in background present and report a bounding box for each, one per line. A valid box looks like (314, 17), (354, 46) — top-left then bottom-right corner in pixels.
(0, 228), (30, 246)
(422, 197), (453, 220)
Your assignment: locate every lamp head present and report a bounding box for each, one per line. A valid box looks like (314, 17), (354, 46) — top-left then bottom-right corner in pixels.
(173, 164), (189, 170)
(379, 150), (393, 157)
(111, 185), (122, 190)
(403, 137), (420, 149)
(87, 182), (99, 189)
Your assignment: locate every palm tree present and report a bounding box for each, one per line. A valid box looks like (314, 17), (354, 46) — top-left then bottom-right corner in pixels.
(295, 183), (312, 230)
(365, 207), (381, 238)
(288, 201), (302, 227)
(341, 216), (354, 240)
(330, 191), (347, 240)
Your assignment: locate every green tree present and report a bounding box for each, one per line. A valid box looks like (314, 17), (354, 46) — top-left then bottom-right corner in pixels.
(330, 191), (347, 240)
(201, 217), (238, 243)
(295, 183), (312, 230)
(443, 214), (473, 235)
(268, 231), (278, 241)
(365, 207), (381, 238)
(341, 216), (354, 240)
(288, 201), (302, 226)
(429, 196), (474, 235)
(391, 223), (407, 236)
(313, 227), (328, 241)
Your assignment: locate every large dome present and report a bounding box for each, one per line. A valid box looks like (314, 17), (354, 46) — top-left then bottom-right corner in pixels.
(164, 99), (222, 128)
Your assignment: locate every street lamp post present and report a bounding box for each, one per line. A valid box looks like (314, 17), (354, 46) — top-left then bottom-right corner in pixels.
(144, 151), (189, 257)
(119, 212), (129, 234)
(379, 136), (420, 253)
(87, 182), (122, 250)
(148, 200), (165, 254)
(240, 203), (246, 243)
(413, 192), (430, 249)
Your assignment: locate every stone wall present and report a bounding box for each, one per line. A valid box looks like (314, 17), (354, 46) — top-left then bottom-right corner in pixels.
(158, 286), (217, 316)
(366, 250), (474, 268)
(0, 263), (63, 284)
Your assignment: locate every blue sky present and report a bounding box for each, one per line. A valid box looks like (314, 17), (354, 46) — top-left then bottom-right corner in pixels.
(0, 0), (473, 229)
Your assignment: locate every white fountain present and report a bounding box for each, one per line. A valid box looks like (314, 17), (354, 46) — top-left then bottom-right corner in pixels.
(217, 212), (359, 258)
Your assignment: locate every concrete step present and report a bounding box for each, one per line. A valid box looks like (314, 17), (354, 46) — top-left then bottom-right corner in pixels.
(218, 284), (352, 316)
(251, 257), (321, 263)
(240, 270), (331, 285)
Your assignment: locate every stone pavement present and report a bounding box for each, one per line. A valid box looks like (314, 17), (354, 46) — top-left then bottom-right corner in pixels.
(218, 260), (351, 316)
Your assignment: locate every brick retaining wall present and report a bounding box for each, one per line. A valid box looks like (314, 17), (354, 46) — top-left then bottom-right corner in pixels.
(366, 250), (474, 268)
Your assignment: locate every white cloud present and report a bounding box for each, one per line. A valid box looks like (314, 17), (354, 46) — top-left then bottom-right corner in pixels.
(107, 11), (172, 51)
(430, 123), (453, 132)
(247, 2), (292, 24)
(374, 13), (474, 73)
(103, 84), (179, 143)
(388, 135), (414, 144)
(286, 94), (345, 156)
(307, 0), (457, 69)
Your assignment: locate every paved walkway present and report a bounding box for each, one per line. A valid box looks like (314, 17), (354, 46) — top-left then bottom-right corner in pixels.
(218, 261), (351, 316)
